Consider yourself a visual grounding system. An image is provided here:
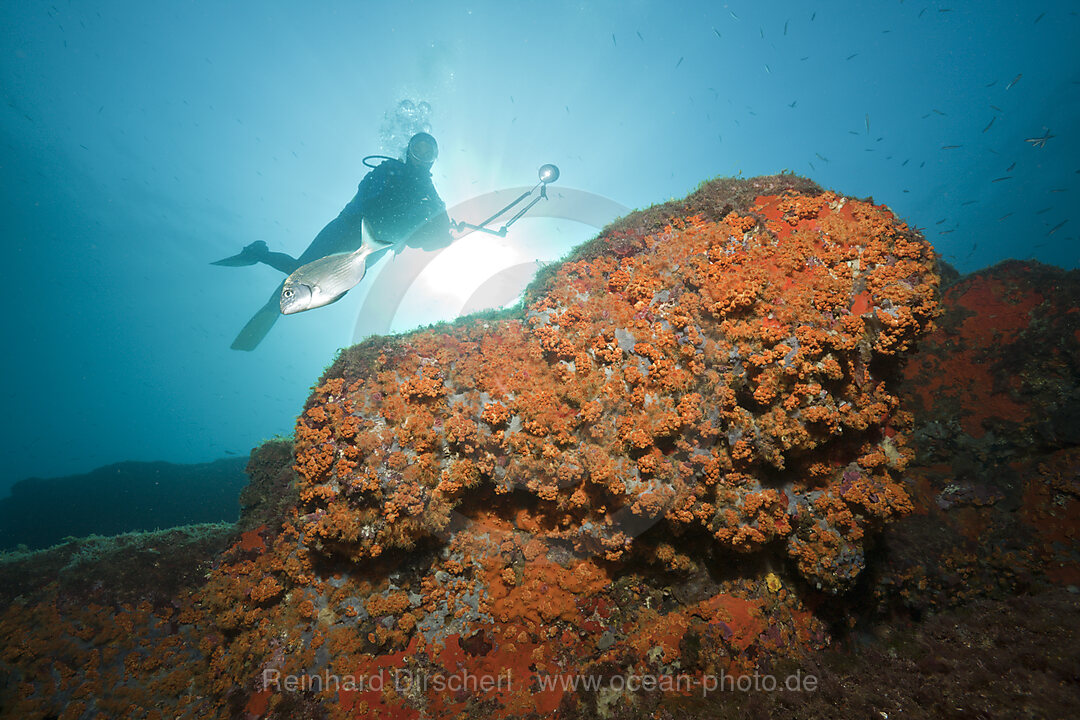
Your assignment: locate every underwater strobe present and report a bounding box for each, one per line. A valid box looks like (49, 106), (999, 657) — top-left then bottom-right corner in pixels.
(537, 163), (559, 184)
(451, 164), (560, 237)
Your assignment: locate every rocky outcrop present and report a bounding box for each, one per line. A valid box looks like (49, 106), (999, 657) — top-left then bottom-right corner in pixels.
(5, 176), (1078, 720)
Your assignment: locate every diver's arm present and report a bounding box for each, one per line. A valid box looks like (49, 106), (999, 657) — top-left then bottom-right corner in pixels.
(414, 179), (452, 247)
(407, 208), (453, 251)
(428, 207), (451, 236)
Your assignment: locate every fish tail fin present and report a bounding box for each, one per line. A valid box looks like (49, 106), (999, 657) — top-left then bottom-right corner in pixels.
(359, 217), (393, 254)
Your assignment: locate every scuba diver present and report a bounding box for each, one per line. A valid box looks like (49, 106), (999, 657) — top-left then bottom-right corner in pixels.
(213, 132), (452, 351)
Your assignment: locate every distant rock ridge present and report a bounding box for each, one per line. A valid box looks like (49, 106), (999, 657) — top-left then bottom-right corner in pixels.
(0, 457), (248, 550)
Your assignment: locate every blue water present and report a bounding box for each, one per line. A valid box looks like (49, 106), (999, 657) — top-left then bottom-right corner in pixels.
(2, 0), (1077, 493)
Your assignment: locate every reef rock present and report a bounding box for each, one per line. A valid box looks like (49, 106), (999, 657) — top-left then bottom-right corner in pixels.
(1, 174), (962, 720)
(192, 174), (940, 717)
(290, 174), (938, 591)
(870, 260), (1080, 615)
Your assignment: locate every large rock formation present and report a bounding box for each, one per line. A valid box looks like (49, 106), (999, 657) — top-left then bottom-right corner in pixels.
(4, 175), (1077, 720)
(197, 173), (938, 718)
(289, 174), (938, 591)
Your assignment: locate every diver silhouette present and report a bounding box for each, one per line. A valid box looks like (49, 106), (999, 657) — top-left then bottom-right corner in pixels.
(214, 132), (452, 351)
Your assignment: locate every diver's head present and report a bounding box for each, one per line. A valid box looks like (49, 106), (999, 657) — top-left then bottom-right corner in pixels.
(406, 132), (438, 169)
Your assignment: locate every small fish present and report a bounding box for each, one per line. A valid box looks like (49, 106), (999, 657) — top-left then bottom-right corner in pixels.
(961, 200), (977, 206)
(280, 220), (389, 315)
(985, 80), (998, 88)
(1034, 12), (1045, 23)
(942, 144), (962, 149)
(675, 56), (683, 68)
(1047, 220), (1067, 235)
(730, 10), (739, 20)
(1006, 73), (1022, 90)
(999, 212), (1014, 220)
(811, 11), (816, 21)
(713, 27), (721, 39)
(1035, 207), (1053, 214)
(919, 8), (927, 18)
(760, 26), (765, 39)
(902, 158), (909, 166)
(784, 20), (789, 35)
(932, 108), (946, 115)
(982, 116), (996, 132)
(1006, 161), (1016, 171)
(846, 53), (859, 60)
(990, 104), (1003, 112)
(637, 31), (643, 41)
(815, 152), (829, 162)
(992, 176), (1013, 182)
(612, 33), (616, 46)
(1025, 128), (1053, 147)
(865, 113), (870, 133)
(788, 100), (797, 108)
(764, 63), (770, 73)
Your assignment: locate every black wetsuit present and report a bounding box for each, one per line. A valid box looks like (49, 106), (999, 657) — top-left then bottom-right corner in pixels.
(229, 158), (451, 350)
(262, 158), (452, 274)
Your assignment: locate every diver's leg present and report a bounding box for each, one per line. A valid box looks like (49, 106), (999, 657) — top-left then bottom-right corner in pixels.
(226, 212), (359, 277)
(210, 241), (269, 267)
(296, 216), (363, 266)
(212, 241), (299, 274)
(259, 251), (300, 275)
(230, 280), (285, 351)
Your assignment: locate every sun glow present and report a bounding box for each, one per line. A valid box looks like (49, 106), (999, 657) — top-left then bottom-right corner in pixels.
(417, 232), (524, 304)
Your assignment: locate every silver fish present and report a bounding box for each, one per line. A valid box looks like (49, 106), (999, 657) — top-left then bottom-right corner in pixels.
(1025, 128), (1054, 148)
(280, 220), (388, 315)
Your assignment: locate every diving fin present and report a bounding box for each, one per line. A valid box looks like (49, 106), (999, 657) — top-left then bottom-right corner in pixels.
(230, 281), (284, 351)
(212, 241), (269, 267)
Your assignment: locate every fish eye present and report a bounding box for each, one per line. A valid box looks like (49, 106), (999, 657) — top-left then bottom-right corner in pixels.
(283, 288), (294, 298)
